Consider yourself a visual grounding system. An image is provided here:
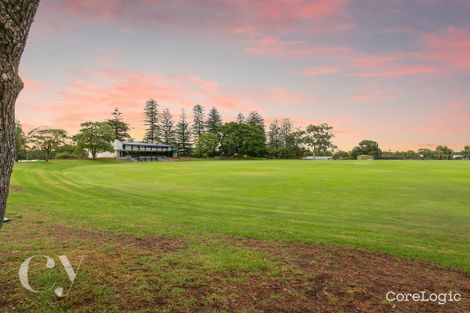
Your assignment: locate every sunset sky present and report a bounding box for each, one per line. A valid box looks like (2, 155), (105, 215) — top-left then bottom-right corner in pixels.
(17, 0), (470, 151)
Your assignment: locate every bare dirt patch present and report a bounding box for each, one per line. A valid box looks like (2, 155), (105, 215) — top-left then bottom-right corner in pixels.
(8, 185), (23, 193)
(227, 239), (470, 312)
(0, 218), (468, 312)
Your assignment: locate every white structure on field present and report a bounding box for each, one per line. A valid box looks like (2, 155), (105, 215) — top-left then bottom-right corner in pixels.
(302, 156), (333, 160)
(94, 140), (177, 161)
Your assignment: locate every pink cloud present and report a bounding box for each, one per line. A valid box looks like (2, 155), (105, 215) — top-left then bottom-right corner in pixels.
(354, 82), (402, 103)
(448, 103), (470, 110)
(355, 94), (393, 102)
(419, 27), (470, 71)
(244, 38), (351, 58)
(351, 65), (437, 78)
(44, 0), (352, 58)
(22, 69), (309, 137)
(22, 79), (48, 90)
(298, 66), (342, 76)
(299, 51), (439, 78)
(55, 0), (352, 32)
(415, 112), (470, 136)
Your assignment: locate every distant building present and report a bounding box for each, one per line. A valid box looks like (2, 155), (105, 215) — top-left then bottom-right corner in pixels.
(94, 140), (177, 161)
(357, 155), (374, 160)
(302, 156), (333, 160)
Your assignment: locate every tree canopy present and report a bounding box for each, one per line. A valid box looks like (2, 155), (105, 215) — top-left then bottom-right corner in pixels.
(176, 109), (191, 155)
(219, 122), (266, 157)
(206, 107), (223, 134)
(351, 140), (381, 159)
(107, 108), (131, 141)
(15, 121), (27, 160)
(160, 108), (175, 145)
(304, 123), (336, 156)
(28, 127), (68, 162)
(73, 121), (114, 160)
(195, 132), (219, 157)
(143, 99), (159, 143)
(192, 104), (205, 142)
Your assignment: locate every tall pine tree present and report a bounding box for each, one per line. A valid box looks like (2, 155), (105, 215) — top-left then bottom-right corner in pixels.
(176, 109), (191, 155)
(246, 111), (266, 147)
(143, 99), (159, 143)
(206, 107), (223, 134)
(107, 108), (131, 141)
(268, 119), (282, 158)
(246, 111), (265, 130)
(280, 118), (293, 148)
(160, 108), (175, 145)
(192, 104), (205, 142)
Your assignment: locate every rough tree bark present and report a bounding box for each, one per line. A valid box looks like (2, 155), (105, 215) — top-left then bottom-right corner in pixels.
(0, 0), (39, 230)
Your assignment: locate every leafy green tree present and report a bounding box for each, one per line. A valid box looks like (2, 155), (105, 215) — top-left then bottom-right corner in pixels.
(160, 108), (175, 145)
(291, 128), (306, 159)
(435, 145), (453, 160)
(15, 121), (27, 160)
(192, 104), (205, 142)
(107, 108), (131, 141)
(351, 140), (381, 159)
(73, 122), (114, 160)
(280, 118), (295, 158)
(219, 122), (266, 157)
(195, 132), (219, 157)
(418, 148), (434, 160)
(176, 109), (191, 155)
(55, 143), (86, 159)
(206, 107), (223, 134)
(463, 145), (470, 159)
(236, 113), (244, 123)
(404, 150), (418, 160)
(305, 123), (336, 156)
(143, 99), (159, 143)
(246, 111), (265, 130)
(267, 119), (282, 158)
(333, 150), (350, 160)
(245, 111), (266, 152)
(28, 127), (68, 162)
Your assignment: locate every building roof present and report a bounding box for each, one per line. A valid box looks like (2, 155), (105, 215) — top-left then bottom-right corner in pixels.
(121, 141), (172, 148)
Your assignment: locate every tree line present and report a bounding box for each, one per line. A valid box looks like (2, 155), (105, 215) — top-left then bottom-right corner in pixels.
(14, 99), (470, 161)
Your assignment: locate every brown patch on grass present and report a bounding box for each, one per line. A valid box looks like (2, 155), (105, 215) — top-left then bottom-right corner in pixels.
(226, 239), (470, 312)
(0, 217), (468, 312)
(9, 185), (23, 193)
(48, 223), (187, 253)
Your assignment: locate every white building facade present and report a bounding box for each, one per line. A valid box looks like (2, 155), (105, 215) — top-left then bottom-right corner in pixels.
(94, 140), (177, 161)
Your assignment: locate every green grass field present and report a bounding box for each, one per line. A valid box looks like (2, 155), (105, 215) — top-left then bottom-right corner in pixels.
(7, 159), (470, 271)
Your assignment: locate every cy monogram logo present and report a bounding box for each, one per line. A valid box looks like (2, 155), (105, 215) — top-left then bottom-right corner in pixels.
(18, 255), (84, 297)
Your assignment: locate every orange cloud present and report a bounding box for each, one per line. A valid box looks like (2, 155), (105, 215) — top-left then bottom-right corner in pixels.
(22, 69), (309, 137)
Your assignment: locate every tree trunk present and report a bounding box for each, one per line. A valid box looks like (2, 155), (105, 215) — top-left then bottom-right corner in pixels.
(0, 0), (40, 230)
